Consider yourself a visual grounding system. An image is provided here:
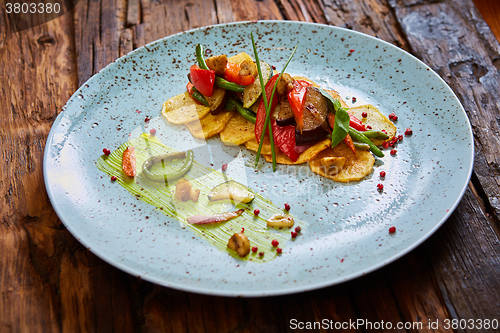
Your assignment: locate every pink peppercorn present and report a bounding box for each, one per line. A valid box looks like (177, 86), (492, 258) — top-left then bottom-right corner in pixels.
(389, 226), (396, 234)
(221, 163), (228, 172)
(259, 252), (264, 257)
(405, 128), (413, 136)
(380, 171), (386, 178)
(295, 226), (301, 233)
(103, 148), (110, 156)
(377, 183), (384, 191)
(251, 246), (258, 253)
(398, 134), (403, 142)
(271, 239), (279, 247)
(150, 128), (156, 135)
(352, 97), (357, 103)
(390, 149), (397, 156)
(253, 209), (260, 216)
(284, 203), (290, 211)
(111, 176), (117, 182)
(291, 231), (298, 238)
(276, 248), (283, 254)
(382, 141), (389, 149)
(366, 125), (372, 129)
(349, 49), (355, 53)
(361, 112), (367, 118)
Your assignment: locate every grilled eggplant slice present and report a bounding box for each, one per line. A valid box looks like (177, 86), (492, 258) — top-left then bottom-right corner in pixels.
(273, 100), (295, 126)
(295, 86), (330, 145)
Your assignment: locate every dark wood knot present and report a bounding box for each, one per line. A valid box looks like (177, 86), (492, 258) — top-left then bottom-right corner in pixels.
(37, 34), (55, 46)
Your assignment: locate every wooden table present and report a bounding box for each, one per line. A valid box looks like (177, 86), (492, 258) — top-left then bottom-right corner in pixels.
(1, 0), (499, 331)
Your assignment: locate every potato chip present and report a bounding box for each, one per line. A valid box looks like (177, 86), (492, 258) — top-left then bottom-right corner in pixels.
(349, 105), (396, 145)
(325, 89), (349, 108)
(309, 156), (346, 178)
(228, 52), (253, 64)
(162, 92), (211, 124)
(293, 76), (319, 87)
(219, 113), (255, 145)
(263, 139), (331, 165)
(309, 143), (374, 182)
(185, 111), (233, 139)
(245, 137), (272, 155)
(206, 88), (226, 111)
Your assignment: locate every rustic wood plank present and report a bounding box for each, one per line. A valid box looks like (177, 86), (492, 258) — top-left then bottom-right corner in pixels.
(276, 0), (327, 22)
(424, 187), (500, 320)
(0, 10), (77, 332)
(2, 0), (498, 331)
(389, 0), (500, 218)
(473, 0), (500, 41)
(318, 0), (410, 50)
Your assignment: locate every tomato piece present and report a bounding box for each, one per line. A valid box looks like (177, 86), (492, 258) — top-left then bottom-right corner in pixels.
(224, 63), (255, 86)
(190, 65), (215, 97)
(287, 80), (312, 132)
(122, 146), (136, 177)
(343, 133), (356, 154)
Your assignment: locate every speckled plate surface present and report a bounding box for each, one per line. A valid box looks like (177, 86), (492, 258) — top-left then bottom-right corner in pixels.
(44, 21), (473, 297)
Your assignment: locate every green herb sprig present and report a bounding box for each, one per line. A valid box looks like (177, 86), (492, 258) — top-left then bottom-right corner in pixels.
(251, 32), (297, 171)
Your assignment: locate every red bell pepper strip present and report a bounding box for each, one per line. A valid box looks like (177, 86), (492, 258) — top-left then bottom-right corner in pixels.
(255, 74), (299, 161)
(189, 65), (215, 97)
(122, 146), (136, 177)
(224, 63), (255, 86)
(343, 133), (356, 154)
(272, 120), (299, 161)
(348, 112), (366, 131)
(255, 74), (280, 143)
(287, 80), (312, 132)
(186, 82), (194, 94)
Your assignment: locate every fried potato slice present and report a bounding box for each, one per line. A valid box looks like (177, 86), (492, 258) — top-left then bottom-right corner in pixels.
(309, 143), (375, 182)
(263, 139), (331, 165)
(205, 88), (226, 111)
(163, 89), (226, 125)
(245, 137), (272, 155)
(185, 111), (233, 139)
(219, 113), (255, 145)
(293, 76), (319, 87)
(309, 156), (346, 178)
(349, 105), (396, 145)
(228, 52), (253, 64)
(162, 92), (211, 124)
(325, 89), (349, 108)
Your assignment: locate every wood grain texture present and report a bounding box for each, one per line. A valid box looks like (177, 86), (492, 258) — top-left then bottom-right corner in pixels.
(389, 0), (500, 218)
(1, 0), (499, 331)
(474, 0), (500, 41)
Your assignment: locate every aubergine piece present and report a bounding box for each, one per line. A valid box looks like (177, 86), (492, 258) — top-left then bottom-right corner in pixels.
(295, 86), (330, 145)
(273, 100), (296, 126)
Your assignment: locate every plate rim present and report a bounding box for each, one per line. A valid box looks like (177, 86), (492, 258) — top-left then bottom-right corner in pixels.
(43, 20), (474, 297)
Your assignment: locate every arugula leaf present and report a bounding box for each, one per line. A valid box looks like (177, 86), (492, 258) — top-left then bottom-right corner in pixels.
(331, 107), (350, 148)
(317, 88), (349, 148)
(318, 88), (342, 113)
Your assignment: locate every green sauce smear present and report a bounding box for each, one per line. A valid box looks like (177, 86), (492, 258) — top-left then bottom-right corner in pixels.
(96, 134), (302, 262)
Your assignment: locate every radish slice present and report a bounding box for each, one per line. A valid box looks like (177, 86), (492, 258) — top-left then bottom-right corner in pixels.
(187, 209), (244, 225)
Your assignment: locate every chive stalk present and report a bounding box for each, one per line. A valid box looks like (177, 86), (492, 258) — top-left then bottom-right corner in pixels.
(251, 32), (297, 171)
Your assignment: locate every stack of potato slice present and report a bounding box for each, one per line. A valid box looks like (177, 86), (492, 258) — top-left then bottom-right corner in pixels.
(162, 68), (395, 182)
